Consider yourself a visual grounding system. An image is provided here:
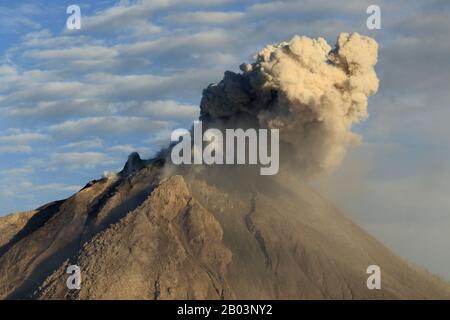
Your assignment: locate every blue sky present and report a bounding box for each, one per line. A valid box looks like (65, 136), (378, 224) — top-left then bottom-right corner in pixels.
(0, 0), (449, 279)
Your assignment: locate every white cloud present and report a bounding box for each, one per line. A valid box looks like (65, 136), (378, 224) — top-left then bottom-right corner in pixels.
(1, 80), (85, 105)
(25, 45), (119, 61)
(107, 144), (152, 157)
(0, 145), (32, 153)
(118, 100), (198, 120)
(145, 128), (174, 150)
(81, 0), (167, 34)
(0, 4), (41, 33)
(0, 66), (219, 121)
(21, 30), (99, 49)
(0, 167), (34, 176)
(247, 0), (367, 17)
(48, 152), (118, 171)
(4, 99), (114, 119)
(117, 30), (236, 57)
(61, 138), (103, 150)
(0, 132), (50, 144)
(30, 183), (81, 193)
(47, 116), (169, 137)
(164, 11), (244, 25)
(0, 169), (81, 213)
(79, 0), (237, 35)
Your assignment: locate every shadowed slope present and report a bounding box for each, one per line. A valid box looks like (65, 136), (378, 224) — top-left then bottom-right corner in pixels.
(0, 158), (163, 299)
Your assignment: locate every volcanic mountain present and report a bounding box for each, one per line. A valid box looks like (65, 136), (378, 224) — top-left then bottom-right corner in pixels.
(0, 154), (449, 299)
(1, 33), (449, 299)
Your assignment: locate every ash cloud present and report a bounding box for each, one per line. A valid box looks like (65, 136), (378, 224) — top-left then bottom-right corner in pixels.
(199, 32), (379, 177)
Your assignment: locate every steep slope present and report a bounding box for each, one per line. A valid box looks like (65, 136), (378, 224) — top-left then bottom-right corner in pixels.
(1, 161), (449, 299)
(0, 210), (36, 248)
(0, 157), (163, 299)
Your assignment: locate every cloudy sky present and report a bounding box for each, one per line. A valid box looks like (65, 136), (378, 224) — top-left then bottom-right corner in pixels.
(0, 0), (449, 279)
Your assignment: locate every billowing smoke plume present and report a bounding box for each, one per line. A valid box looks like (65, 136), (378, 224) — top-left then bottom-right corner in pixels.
(199, 33), (379, 177)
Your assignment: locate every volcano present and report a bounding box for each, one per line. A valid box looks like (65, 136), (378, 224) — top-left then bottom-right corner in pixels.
(1, 33), (449, 300)
(0, 157), (449, 299)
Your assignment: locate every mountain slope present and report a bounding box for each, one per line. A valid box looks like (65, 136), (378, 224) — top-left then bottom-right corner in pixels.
(0, 210), (36, 248)
(0, 159), (449, 300)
